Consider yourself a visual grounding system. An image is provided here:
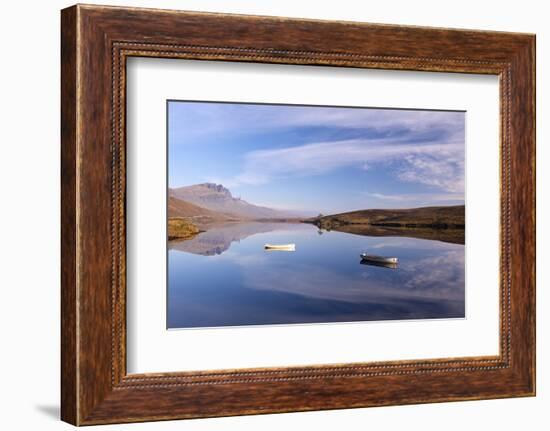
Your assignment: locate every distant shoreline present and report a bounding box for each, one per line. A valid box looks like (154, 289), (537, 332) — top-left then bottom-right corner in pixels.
(168, 187), (466, 245)
(300, 205), (465, 244)
(303, 205), (465, 228)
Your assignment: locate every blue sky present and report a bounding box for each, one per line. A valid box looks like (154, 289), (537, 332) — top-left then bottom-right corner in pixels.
(168, 101), (465, 215)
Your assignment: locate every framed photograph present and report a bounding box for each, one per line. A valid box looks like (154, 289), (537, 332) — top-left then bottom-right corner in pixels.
(61, 4), (535, 425)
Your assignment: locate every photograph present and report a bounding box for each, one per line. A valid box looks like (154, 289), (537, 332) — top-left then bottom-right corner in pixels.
(44, 1), (537, 427)
(167, 101), (466, 329)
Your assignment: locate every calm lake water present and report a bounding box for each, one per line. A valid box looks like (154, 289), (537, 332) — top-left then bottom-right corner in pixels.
(168, 222), (465, 329)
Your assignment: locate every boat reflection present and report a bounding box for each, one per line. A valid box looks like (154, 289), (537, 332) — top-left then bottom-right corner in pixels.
(360, 259), (399, 269)
(169, 222), (465, 328)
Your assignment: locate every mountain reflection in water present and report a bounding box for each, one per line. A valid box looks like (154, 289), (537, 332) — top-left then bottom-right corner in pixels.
(169, 222), (288, 256)
(168, 222), (465, 329)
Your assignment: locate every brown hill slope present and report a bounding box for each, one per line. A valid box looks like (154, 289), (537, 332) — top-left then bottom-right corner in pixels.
(308, 205), (465, 229)
(304, 205), (465, 244)
(168, 196), (240, 227)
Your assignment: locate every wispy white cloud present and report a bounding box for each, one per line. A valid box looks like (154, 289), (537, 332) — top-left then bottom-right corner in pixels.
(228, 136), (464, 193)
(366, 192), (464, 203)
(397, 153), (464, 193)
(170, 103), (464, 143)
(171, 102), (465, 206)
(236, 249), (464, 303)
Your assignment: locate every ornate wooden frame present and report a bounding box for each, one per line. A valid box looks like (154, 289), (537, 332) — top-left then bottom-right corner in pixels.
(61, 4), (535, 425)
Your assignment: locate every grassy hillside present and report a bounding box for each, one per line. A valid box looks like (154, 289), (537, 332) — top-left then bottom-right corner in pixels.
(304, 205), (465, 244)
(167, 217), (201, 240)
(168, 196), (240, 227)
(307, 205), (464, 230)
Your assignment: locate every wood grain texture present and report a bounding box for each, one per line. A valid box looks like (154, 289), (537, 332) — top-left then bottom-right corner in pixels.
(60, 4), (536, 425)
(60, 5), (78, 425)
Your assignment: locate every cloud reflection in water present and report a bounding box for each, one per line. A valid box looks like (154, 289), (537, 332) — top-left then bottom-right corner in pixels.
(168, 223), (464, 328)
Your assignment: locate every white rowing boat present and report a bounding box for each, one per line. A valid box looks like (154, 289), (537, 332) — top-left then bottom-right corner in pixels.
(265, 243), (296, 251)
(360, 253), (398, 264)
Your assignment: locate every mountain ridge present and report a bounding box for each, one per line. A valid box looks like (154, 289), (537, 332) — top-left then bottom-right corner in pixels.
(169, 183), (293, 219)
(168, 196), (241, 226)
